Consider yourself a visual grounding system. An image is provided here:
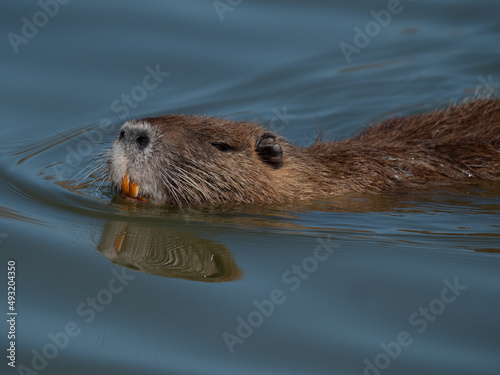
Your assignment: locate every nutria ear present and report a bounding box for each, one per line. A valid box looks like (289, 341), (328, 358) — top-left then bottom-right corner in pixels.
(255, 133), (283, 169)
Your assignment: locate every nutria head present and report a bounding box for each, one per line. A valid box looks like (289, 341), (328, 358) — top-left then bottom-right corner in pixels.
(107, 115), (291, 205)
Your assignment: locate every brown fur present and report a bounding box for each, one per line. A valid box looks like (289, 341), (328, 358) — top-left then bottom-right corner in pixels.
(107, 99), (500, 205)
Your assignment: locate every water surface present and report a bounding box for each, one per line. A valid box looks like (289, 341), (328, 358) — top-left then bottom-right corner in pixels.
(1, 1), (499, 374)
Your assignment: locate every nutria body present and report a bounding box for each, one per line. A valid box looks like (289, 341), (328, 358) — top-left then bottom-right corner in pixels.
(107, 99), (500, 205)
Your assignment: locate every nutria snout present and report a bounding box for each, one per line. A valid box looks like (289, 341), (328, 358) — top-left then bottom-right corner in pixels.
(106, 99), (500, 205)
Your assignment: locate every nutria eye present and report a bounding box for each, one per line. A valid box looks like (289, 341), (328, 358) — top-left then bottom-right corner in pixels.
(212, 142), (233, 152)
(119, 130), (125, 140)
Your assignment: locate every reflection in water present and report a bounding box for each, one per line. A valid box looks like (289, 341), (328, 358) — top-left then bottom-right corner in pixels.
(97, 221), (242, 282)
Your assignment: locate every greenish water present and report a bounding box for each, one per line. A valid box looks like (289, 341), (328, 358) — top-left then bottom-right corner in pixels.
(1, 1), (499, 374)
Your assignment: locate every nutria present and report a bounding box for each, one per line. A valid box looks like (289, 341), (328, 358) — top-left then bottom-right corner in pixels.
(106, 98), (500, 205)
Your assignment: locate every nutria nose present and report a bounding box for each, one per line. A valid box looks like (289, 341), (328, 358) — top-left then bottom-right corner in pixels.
(118, 128), (150, 150)
(136, 135), (150, 150)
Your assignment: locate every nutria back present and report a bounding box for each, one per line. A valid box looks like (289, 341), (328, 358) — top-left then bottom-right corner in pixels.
(354, 99), (500, 146)
(106, 98), (500, 205)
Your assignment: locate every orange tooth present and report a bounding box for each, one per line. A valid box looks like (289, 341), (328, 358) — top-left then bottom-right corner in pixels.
(121, 173), (145, 200)
(122, 174), (130, 194)
(130, 181), (139, 197)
